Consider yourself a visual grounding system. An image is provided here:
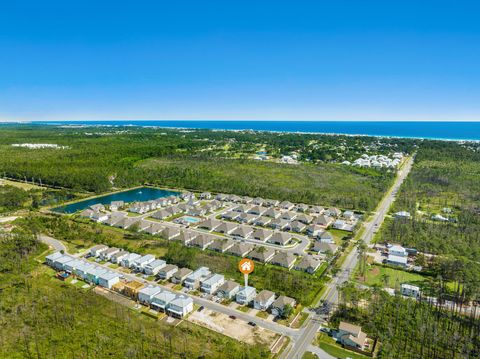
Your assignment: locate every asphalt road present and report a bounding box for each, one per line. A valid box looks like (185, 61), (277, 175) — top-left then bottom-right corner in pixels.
(283, 156), (414, 359)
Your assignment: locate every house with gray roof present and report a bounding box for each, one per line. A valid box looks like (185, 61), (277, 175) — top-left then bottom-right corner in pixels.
(307, 224), (325, 237)
(138, 285), (162, 305)
(269, 218), (290, 230)
(236, 286), (257, 305)
(110, 250), (129, 264)
(279, 201), (295, 210)
(170, 267), (191, 283)
(252, 228), (273, 242)
(271, 252), (296, 269)
(217, 280), (240, 299)
(254, 290), (276, 310)
(227, 242), (254, 257)
(174, 230), (197, 245)
(221, 211), (240, 221)
(313, 214), (334, 227)
(104, 212), (126, 226)
(231, 225), (254, 239)
(209, 238), (234, 253)
(271, 295), (296, 316)
(184, 267), (211, 289)
(144, 259), (167, 275)
(296, 213), (313, 224)
(290, 220), (306, 233)
(317, 231), (334, 243)
(200, 273), (225, 294)
(190, 234), (214, 250)
(158, 264), (179, 280)
(151, 290), (176, 312)
(264, 208), (281, 218)
(313, 242), (339, 254)
(268, 232), (293, 246)
(97, 271), (120, 289)
(248, 206), (268, 216)
(294, 256), (322, 274)
(167, 295), (194, 318)
(248, 247), (275, 263)
(161, 227), (180, 240)
(216, 221), (238, 234)
(281, 211), (297, 221)
(254, 216), (272, 227)
(237, 213), (258, 224)
(143, 222), (165, 235)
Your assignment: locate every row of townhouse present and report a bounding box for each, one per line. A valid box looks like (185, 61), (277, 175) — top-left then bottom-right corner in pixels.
(128, 195), (180, 214)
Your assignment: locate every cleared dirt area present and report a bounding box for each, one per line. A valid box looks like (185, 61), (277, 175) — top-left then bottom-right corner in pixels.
(188, 308), (279, 346)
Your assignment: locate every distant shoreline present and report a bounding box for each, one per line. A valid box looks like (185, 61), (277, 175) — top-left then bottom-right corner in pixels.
(1, 120), (480, 142)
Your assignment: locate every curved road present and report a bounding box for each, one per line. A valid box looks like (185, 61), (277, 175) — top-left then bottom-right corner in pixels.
(284, 156), (414, 359)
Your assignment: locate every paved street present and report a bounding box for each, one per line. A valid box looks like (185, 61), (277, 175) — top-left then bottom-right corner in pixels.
(283, 156), (414, 359)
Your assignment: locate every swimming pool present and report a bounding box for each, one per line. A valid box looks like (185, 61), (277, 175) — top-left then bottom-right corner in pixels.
(183, 216), (201, 223)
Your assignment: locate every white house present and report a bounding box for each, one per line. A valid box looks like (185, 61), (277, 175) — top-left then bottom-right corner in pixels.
(144, 259), (166, 275)
(133, 254), (156, 271)
(217, 281), (240, 299)
(167, 295), (194, 318)
(45, 252), (63, 267)
(110, 201), (124, 211)
(100, 247), (120, 261)
(254, 290), (276, 311)
(401, 284), (421, 298)
(73, 261), (95, 280)
(151, 290), (176, 312)
(200, 273), (225, 294)
(120, 253), (141, 268)
(159, 264), (180, 281)
(387, 254), (408, 267)
(236, 286), (257, 305)
(52, 254), (74, 271)
(110, 250), (129, 264)
(97, 271), (120, 289)
(138, 285), (162, 305)
(89, 245), (109, 258)
(63, 259), (84, 274)
(389, 244), (407, 257)
(184, 267), (211, 289)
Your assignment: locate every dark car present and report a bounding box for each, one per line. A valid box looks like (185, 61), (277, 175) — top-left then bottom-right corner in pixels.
(229, 315), (237, 320)
(248, 321), (257, 327)
(198, 306), (205, 312)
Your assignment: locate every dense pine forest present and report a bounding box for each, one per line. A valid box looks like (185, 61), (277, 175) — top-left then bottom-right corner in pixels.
(0, 228), (269, 358)
(0, 124), (407, 211)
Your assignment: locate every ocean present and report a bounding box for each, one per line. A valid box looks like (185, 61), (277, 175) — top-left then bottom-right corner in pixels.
(32, 120), (480, 141)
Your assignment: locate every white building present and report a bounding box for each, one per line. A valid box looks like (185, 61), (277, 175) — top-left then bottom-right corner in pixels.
(401, 284), (421, 298)
(151, 290), (176, 312)
(132, 254), (156, 271)
(200, 274), (225, 294)
(144, 259), (166, 275)
(387, 254), (408, 267)
(389, 244), (407, 257)
(184, 267), (211, 289)
(89, 245), (109, 257)
(236, 286), (257, 305)
(120, 253), (141, 268)
(97, 271), (121, 289)
(138, 285), (162, 305)
(167, 295), (194, 318)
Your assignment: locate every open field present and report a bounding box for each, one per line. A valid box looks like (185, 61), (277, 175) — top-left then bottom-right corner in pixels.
(356, 264), (426, 288)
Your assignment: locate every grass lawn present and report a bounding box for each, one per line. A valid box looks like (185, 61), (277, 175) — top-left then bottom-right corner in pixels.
(256, 311), (269, 319)
(356, 264), (427, 288)
(316, 333), (370, 359)
(302, 352), (318, 359)
(237, 305), (251, 313)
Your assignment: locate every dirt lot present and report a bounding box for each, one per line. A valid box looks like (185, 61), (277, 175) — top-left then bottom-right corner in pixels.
(188, 308), (278, 346)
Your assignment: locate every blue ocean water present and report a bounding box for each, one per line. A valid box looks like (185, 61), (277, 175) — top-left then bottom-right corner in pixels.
(37, 120), (480, 141)
(52, 186), (179, 214)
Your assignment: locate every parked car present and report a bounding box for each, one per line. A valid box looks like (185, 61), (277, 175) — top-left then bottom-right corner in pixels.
(198, 306), (204, 312)
(248, 321), (257, 327)
(229, 315), (237, 320)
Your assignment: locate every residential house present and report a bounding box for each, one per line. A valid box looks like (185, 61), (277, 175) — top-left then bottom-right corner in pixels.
(252, 228), (273, 242)
(249, 247), (276, 263)
(209, 238), (234, 253)
(97, 271), (121, 289)
(387, 254), (408, 267)
(254, 290), (276, 311)
(231, 225), (254, 239)
(309, 206), (324, 214)
(313, 242), (339, 254)
(252, 197), (265, 205)
(89, 244), (109, 257)
(190, 234), (214, 250)
(296, 213), (313, 224)
(264, 208), (281, 219)
(45, 252), (63, 267)
(236, 286), (257, 305)
(136, 219), (152, 232)
(52, 255), (74, 271)
(143, 222), (165, 235)
(221, 211), (240, 221)
(217, 280), (240, 299)
(184, 267), (211, 289)
(158, 264), (179, 281)
(215, 193), (228, 201)
(170, 267), (191, 283)
(317, 231), (334, 243)
(269, 218), (290, 230)
(227, 242), (254, 257)
(79, 208), (95, 219)
(85, 266), (107, 285)
(200, 273), (225, 294)
(123, 280), (145, 299)
(248, 206), (268, 216)
(129, 202), (150, 214)
(110, 201), (124, 211)
(174, 230), (197, 246)
(132, 254), (156, 271)
(389, 244), (407, 257)
(295, 203), (309, 212)
(186, 206), (205, 217)
(197, 218), (221, 231)
(327, 207), (342, 217)
(152, 209), (171, 220)
(312, 214), (334, 228)
(290, 220), (306, 232)
(294, 256), (322, 274)
(270, 252), (296, 269)
(306, 224), (324, 237)
(167, 295), (194, 318)
(265, 199), (280, 207)
(343, 210), (355, 220)
(393, 211), (411, 219)
(271, 296), (296, 317)
(115, 217), (140, 230)
(151, 290), (176, 312)
(254, 216), (272, 227)
(144, 259), (166, 275)
(63, 259), (84, 274)
(111, 250), (129, 264)
(232, 205), (249, 213)
(337, 322), (368, 350)
(281, 211), (297, 221)
(104, 212), (126, 226)
(237, 213), (258, 224)
(138, 285), (162, 305)
(90, 203), (105, 212)
(91, 211), (109, 223)
(200, 192), (212, 199)
(401, 283), (421, 298)
(279, 201), (295, 210)
(216, 221), (238, 234)
(73, 262), (95, 280)
(268, 232), (293, 246)
(120, 253), (141, 268)
(160, 227), (180, 240)
(100, 247), (120, 261)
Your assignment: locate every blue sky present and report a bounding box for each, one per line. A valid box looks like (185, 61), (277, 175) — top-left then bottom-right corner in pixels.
(1, 1), (479, 121)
